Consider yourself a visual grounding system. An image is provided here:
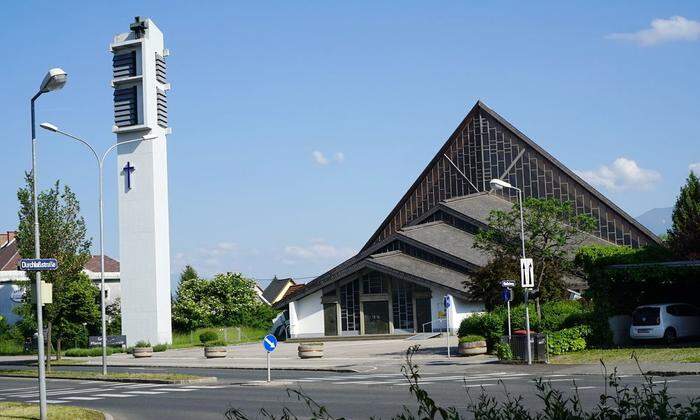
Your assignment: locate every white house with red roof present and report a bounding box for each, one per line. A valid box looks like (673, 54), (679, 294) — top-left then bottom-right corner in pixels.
(0, 231), (121, 324)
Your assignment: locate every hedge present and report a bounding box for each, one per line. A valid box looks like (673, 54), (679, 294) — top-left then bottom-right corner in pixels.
(547, 325), (591, 355)
(458, 300), (592, 351)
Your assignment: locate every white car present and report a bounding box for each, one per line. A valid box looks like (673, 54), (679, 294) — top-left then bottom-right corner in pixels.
(630, 303), (700, 342)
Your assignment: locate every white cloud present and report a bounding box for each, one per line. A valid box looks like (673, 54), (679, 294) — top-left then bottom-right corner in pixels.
(283, 239), (355, 263)
(690, 162), (700, 173)
(171, 242), (239, 276)
(312, 150), (329, 165)
(607, 16), (700, 46)
(576, 157), (661, 191)
(312, 150), (345, 166)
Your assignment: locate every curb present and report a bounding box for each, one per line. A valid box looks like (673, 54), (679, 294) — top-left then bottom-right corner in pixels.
(647, 370), (700, 377)
(0, 373), (217, 384)
(80, 362), (360, 373)
(103, 411), (114, 420)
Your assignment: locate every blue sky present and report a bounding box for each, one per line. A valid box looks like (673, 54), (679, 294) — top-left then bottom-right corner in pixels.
(1, 2), (698, 287)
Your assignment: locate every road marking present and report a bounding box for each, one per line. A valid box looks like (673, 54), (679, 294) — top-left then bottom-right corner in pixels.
(543, 379), (575, 382)
(183, 385), (228, 389)
(152, 388), (196, 392)
(0, 386), (39, 392)
(652, 380), (678, 384)
(94, 393), (135, 398)
(124, 390), (167, 395)
(28, 399), (67, 404)
(334, 381), (392, 385)
(62, 396), (103, 401)
(574, 386), (597, 390)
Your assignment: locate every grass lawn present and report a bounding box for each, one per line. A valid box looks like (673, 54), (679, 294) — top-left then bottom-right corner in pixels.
(0, 402), (104, 420)
(0, 369), (207, 383)
(551, 345), (700, 364)
(0, 340), (26, 356)
(171, 326), (267, 349)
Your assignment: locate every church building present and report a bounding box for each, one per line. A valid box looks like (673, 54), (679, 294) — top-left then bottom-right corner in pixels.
(274, 101), (658, 338)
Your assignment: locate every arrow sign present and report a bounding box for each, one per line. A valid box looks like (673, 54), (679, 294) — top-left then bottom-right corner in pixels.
(443, 295), (451, 309)
(263, 334), (278, 352)
(520, 258), (534, 288)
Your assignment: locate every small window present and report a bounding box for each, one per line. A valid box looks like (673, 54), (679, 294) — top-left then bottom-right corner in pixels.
(361, 272), (385, 294)
(666, 305), (679, 316)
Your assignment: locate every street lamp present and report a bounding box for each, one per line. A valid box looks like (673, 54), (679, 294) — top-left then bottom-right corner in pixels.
(489, 178), (532, 365)
(40, 122), (153, 375)
(31, 67), (68, 420)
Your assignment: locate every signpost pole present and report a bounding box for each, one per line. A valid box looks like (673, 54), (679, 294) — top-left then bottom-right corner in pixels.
(524, 290), (532, 365)
(444, 295), (451, 358)
(507, 297), (512, 341)
(267, 351), (271, 382)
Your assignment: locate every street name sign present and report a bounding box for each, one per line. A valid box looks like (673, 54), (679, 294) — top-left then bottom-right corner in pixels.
(520, 258), (534, 288)
(89, 335), (127, 347)
(19, 258), (58, 271)
(500, 280), (515, 288)
(263, 334), (278, 352)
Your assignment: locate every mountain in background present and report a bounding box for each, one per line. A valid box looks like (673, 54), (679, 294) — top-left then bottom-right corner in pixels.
(636, 207), (673, 236)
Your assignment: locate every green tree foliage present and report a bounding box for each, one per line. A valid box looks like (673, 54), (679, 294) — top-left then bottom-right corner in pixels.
(172, 268), (278, 332)
(668, 171), (700, 259)
(15, 175), (98, 352)
(470, 197), (597, 304)
(106, 297), (122, 335)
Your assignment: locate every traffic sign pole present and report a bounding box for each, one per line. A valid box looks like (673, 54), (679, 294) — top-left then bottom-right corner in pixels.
(507, 299), (512, 341)
(262, 334), (277, 382)
(444, 295), (451, 358)
(524, 290), (532, 365)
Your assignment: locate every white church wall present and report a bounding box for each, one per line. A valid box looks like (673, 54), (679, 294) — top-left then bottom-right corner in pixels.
(289, 290), (324, 338)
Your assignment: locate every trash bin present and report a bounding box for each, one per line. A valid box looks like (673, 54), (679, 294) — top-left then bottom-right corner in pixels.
(503, 332), (547, 362)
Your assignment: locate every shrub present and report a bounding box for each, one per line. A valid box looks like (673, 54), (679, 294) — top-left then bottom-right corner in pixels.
(135, 340), (151, 348)
(458, 312), (504, 350)
(493, 342), (513, 361)
(64, 347), (122, 357)
(205, 340), (227, 347)
(458, 335), (485, 344)
(547, 325), (592, 355)
(199, 331), (218, 344)
(152, 343), (168, 352)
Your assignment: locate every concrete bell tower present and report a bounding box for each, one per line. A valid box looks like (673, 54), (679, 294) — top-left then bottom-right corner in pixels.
(111, 17), (172, 346)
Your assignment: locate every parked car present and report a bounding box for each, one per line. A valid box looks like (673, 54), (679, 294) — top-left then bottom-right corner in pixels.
(630, 303), (700, 343)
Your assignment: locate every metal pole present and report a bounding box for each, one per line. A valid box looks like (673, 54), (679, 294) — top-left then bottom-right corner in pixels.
(446, 307), (450, 358)
(525, 290), (532, 365)
(99, 161), (107, 375)
(507, 298), (512, 341)
(517, 188), (532, 365)
(266, 351), (271, 382)
(30, 94), (48, 420)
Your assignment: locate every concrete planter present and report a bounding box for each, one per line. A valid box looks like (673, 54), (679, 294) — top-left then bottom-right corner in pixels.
(133, 347), (153, 358)
(204, 346), (227, 359)
(298, 342), (324, 359)
(458, 340), (487, 356)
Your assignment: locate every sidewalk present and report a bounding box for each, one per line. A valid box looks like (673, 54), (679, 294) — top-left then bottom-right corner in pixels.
(77, 337), (496, 373)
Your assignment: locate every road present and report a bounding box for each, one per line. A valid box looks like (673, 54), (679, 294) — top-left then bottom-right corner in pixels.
(1, 365), (700, 419)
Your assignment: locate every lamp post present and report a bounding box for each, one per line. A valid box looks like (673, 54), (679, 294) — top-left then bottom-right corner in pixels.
(40, 122), (153, 375)
(489, 178), (532, 365)
(30, 68), (68, 420)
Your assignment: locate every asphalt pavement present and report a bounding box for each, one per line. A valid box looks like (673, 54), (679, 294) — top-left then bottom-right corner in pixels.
(2, 365), (700, 419)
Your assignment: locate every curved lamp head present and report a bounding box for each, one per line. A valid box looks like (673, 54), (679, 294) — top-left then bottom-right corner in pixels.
(39, 122), (59, 132)
(39, 68), (68, 93)
(489, 178), (513, 191)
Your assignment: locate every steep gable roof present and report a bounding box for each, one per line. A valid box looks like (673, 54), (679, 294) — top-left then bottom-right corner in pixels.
(362, 101), (659, 251)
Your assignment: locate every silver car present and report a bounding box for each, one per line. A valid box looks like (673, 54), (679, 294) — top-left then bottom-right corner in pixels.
(630, 303), (700, 343)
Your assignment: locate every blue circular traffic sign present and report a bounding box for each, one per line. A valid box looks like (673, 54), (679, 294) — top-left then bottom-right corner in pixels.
(263, 334), (278, 352)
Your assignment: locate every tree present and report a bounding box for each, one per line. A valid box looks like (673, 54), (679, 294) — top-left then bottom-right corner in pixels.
(15, 174), (97, 358)
(470, 197), (597, 316)
(106, 298), (122, 335)
(668, 171), (700, 259)
(171, 268), (277, 332)
(179, 265), (199, 283)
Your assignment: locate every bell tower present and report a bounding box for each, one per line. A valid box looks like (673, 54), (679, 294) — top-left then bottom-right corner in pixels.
(111, 17), (172, 345)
